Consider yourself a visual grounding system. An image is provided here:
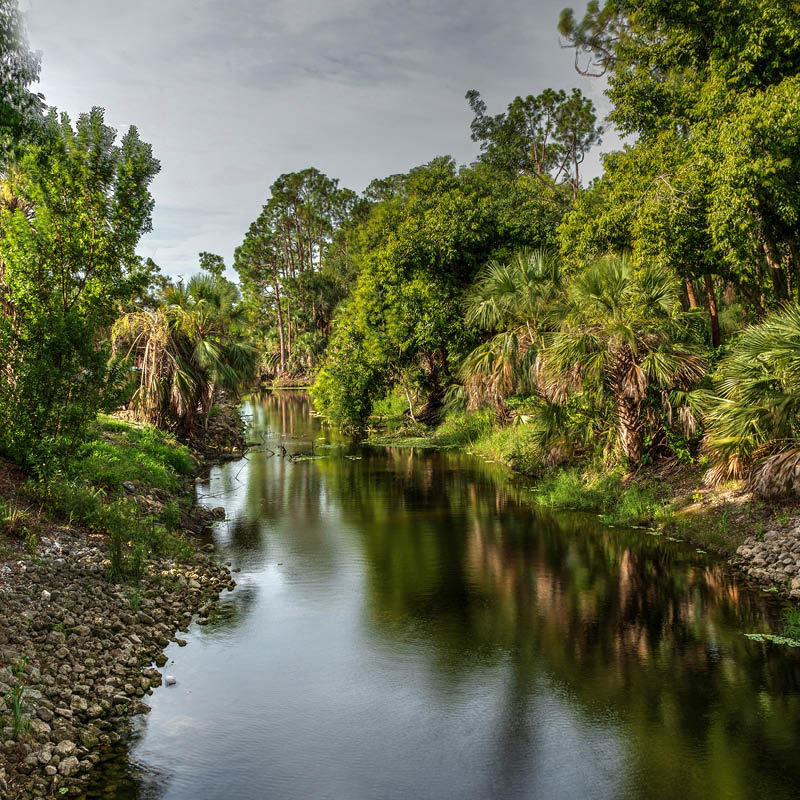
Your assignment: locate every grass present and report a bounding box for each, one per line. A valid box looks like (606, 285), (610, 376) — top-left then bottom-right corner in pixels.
(70, 416), (195, 491)
(3, 659), (29, 740)
(13, 415), (198, 583)
(785, 608), (800, 639)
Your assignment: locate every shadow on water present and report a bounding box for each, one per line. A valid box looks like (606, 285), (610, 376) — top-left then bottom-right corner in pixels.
(86, 391), (800, 800)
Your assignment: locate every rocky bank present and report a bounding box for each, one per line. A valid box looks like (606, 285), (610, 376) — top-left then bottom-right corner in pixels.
(0, 524), (235, 799)
(733, 518), (800, 600)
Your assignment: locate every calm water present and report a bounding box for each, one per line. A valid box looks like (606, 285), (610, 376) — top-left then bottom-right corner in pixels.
(89, 392), (800, 800)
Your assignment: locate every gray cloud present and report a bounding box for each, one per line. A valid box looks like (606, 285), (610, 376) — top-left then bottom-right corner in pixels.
(22, 0), (620, 279)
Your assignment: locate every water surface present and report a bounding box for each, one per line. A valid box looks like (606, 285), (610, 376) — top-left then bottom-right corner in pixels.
(90, 392), (800, 800)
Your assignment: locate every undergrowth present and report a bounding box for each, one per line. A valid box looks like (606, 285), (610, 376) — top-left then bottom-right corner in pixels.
(16, 415), (197, 582)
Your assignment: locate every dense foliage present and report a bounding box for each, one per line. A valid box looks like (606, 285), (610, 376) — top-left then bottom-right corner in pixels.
(303, 0), (800, 494)
(112, 274), (256, 435)
(0, 108), (159, 466)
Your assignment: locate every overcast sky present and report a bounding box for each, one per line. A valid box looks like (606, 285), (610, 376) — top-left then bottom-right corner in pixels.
(22, 0), (619, 281)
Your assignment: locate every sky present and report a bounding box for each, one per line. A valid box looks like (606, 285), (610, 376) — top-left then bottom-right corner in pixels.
(22, 0), (620, 281)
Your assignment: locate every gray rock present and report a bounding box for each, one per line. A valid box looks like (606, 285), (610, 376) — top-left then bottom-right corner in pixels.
(58, 755), (80, 776)
(54, 739), (76, 757)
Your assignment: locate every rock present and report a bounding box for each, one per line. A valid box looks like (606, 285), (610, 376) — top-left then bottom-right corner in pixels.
(29, 718), (51, 739)
(58, 755), (80, 776)
(41, 589), (51, 602)
(122, 481), (137, 494)
(176, 638), (187, 647)
(54, 740), (76, 757)
(69, 695), (87, 713)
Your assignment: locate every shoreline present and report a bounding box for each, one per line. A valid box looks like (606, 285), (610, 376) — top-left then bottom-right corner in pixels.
(0, 408), (246, 798)
(366, 428), (800, 603)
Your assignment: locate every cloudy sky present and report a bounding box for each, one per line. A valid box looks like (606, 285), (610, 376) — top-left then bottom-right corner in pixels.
(22, 0), (618, 280)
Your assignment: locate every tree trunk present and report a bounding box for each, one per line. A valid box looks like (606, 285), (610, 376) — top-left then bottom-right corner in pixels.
(273, 278), (286, 372)
(287, 298), (292, 358)
(703, 274), (721, 348)
(763, 238), (789, 302)
(685, 277), (699, 308)
(616, 394), (642, 464)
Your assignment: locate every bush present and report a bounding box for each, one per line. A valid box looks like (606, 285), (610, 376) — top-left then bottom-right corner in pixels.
(600, 483), (669, 526)
(471, 423), (547, 474)
(433, 408), (495, 447)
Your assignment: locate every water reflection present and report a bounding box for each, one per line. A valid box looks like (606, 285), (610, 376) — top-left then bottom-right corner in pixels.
(87, 391), (800, 800)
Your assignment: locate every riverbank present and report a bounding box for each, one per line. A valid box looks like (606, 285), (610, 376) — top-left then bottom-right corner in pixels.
(367, 413), (800, 601)
(0, 408), (244, 798)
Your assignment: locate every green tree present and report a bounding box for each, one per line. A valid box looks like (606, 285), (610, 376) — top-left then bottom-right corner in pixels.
(0, 0), (44, 148)
(312, 158), (565, 426)
(0, 108), (159, 466)
(705, 305), (800, 494)
(199, 251), (226, 278)
(113, 274), (255, 435)
(546, 254), (706, 463)
(235, 168), (357, 376)
(466, 87), (602, 198)
(558, 0), (800, 321)
(460, 249), (562, 408)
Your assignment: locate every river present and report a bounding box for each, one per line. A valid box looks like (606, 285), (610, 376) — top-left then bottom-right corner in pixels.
(88, 391), (800, 800)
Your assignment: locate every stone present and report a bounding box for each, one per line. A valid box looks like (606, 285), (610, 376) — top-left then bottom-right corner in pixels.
(41, 590), (51, 602)
(69, 695), (87, 713)
(122, 481), (136, 494)
(58, 755), (80, 777)
(54, 740), (76, 757)
(29, 718), (51, 739)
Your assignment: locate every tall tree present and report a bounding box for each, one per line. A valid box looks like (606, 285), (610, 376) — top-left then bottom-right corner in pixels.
(558, 0), (800, 318)
(0, 108), (160, 465)
(0, 0), (44, 148)
(466, 87), (602, 198)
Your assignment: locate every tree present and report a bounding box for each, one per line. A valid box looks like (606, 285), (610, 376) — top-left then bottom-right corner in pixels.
(312, 158), (565, 427)
(199, 251), (226, 278)
(546, 254), (706, 463)
(460, 249), (562, 408)
(558, 0), (800, 323)
(113, 274), (255, 435)
(0, 0), (44, 147)
(466, 87), (602, 198)
(705, 305), (800, 494)
(558, 0), (800, 139)
(0, 107), (159, 466)
(234, 168), (358, 377)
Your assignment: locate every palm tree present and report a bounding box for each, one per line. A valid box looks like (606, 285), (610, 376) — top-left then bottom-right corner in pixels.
(705, 304), (800, 494)
(460, 249), (562, 408)
(113, 274), (256, 435)
(546, 254), (706, 464)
